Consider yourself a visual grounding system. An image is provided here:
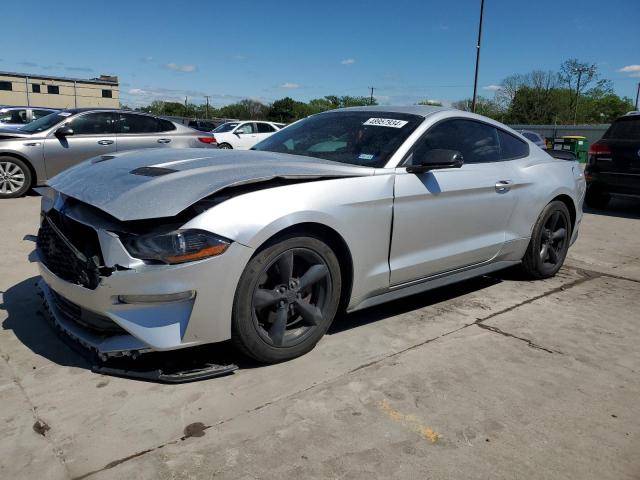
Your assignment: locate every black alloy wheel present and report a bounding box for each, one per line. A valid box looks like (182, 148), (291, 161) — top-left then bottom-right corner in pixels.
(252, 248), (331, 347)
(232, 235), (341, 363)
(521, 201), (571, 279)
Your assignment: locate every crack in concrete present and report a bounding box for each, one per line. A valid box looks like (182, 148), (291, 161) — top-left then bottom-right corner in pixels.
(475, 323), (563, 354)
(70, 265), (610, 479)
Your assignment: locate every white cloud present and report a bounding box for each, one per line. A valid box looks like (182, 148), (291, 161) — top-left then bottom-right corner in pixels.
(618, 65), (640, 73)
(280, 82), (300, 89)
(340, 58), (355, 65)
(482, 84), (502, 92)
(164, 63), (197, 72)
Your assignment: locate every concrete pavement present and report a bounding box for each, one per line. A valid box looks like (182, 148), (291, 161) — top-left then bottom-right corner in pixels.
(1, 195), (638, 479)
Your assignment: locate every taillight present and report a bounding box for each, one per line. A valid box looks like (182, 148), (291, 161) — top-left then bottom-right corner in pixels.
(588, 142), (611, 156)
(198, 136), (216, 144)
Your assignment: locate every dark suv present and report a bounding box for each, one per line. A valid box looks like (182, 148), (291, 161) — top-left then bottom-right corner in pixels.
(584, 112), (640, 208)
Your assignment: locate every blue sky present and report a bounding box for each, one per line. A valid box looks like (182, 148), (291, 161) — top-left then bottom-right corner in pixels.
(2, 0), (639, 107)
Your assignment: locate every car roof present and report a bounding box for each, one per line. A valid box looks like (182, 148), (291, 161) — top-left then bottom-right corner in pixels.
(0, 106), (58, 110)
(337, 105), (452, 117)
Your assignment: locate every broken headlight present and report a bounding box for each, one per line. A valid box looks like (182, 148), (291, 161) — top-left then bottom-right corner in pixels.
(122, 229), (230, 264)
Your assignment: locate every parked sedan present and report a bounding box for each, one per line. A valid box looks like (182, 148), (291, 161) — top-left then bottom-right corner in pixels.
(0, 105), (58, 129)
(0, 109), (216, 198)
(36, 106), (585, 367)
(212, 120), (282, 149)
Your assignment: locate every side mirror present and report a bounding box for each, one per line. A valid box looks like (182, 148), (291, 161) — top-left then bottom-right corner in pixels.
(406, 149), (464, 173)
(55, 126), (74, 137)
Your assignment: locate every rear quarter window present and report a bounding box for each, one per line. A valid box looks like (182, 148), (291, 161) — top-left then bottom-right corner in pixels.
(498, 130), (529, 159)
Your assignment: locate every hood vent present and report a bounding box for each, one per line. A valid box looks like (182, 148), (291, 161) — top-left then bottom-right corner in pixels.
(130, 166), (178, 177)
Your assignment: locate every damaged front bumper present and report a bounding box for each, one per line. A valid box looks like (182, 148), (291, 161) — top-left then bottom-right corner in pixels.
(37, 237), (253, 359)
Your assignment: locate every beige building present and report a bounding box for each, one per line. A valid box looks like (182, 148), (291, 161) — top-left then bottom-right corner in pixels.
(0, 71), (119, 109)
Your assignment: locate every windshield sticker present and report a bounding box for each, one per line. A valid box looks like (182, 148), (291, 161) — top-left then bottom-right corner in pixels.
(358, 153), (374, 160)
(363, 118), (408, 128)
(58, 112), (72, 117)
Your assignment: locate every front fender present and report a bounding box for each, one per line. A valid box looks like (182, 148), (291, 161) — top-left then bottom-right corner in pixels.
(183, 175), (396, 305)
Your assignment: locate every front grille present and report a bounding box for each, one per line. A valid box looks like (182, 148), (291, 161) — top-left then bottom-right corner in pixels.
(51, 290), (126, 335)
(37, 211), (103, 289)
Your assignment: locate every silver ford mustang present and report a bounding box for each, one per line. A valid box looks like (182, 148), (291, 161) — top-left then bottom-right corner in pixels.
(36, 106), (586, 364)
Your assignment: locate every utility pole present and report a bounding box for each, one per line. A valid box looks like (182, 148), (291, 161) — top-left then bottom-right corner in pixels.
(184, 96), (188, 117)
(471, 0), (485, 113)
(635, 82), (640, 111)
(205, 95), (210, 118)
(369, 87), (375, 105)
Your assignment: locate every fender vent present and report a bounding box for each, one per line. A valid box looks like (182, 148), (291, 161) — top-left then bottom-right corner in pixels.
(130, 166), (178, 177)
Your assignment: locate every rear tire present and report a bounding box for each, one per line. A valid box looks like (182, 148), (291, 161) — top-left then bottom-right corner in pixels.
(520, 201), (571, 279)
(585, 185), (610, 209)
(0, 157), (32, 198)
(231, 234), (341, 363)
(218, 143), (232, 149)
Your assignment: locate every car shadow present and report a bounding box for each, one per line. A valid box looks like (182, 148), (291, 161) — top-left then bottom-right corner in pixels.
(329, 274), (502, 334)
(1, 276), (90, 369)
(584, 197), (640, 220)
(2, 270), (508, 381)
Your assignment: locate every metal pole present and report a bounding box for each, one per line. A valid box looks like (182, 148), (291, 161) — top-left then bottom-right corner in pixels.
(369, 87), (375, 105)
(205, 95), (210, 118)
(471, 0), (485, 113)
(185, 96), (188, 117)
(635, 82), (640, 110)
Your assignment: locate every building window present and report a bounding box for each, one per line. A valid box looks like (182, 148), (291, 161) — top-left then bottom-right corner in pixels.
(102, 89), (113, 98)
(0, 81), (12, 91)
(47, 85), (60, 94)
(32, 84), (41, 93)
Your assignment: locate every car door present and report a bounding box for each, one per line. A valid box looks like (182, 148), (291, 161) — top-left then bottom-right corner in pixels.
(43, 111), (117, 177)
(116, 113), (174, 152)
(389, 118), (517, 285)
(255, 122), (277, 143)
(233, 122), (258, 149)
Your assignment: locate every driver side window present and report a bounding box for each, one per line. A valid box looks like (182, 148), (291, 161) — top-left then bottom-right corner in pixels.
(411, 119), (500, 164)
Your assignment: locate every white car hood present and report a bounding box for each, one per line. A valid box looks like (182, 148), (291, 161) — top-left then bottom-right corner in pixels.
(47, 148), (374, 221)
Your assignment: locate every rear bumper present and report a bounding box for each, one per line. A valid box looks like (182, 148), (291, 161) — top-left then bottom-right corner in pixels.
(37, 241), (254, 358)
(587, 170), (640, 196)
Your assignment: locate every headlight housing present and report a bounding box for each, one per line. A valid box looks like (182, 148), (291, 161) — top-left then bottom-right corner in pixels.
(122, 229), (230, 264)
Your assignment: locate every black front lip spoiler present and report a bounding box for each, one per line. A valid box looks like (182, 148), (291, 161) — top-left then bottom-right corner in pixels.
(39, 285), (238, 383)
(92, 363), (238, 383)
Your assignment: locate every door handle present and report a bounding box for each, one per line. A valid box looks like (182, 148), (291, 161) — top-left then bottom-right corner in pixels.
(495, 180), (513, 192)
(97, 140), (114, 145)
(157, 138), (171, 144)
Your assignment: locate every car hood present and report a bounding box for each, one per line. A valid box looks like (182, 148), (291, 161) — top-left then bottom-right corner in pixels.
(0, 128), (35, 139)
(48, 148), (375, 221)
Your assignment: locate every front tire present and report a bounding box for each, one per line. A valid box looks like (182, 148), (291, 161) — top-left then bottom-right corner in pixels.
(232, 235), (341, 363)
(0, 157), (31, 198)
(520, 201), (571, 279)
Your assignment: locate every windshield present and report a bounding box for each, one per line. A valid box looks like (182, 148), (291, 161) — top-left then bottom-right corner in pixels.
(213, 122), (239, 133)
(252, 111), (422, 167)
(19, 112), (70, 133)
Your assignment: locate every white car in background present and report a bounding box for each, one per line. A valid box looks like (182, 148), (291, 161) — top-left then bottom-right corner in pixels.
(212, 121), (283, 149)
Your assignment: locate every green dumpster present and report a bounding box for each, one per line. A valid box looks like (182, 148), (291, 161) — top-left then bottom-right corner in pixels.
(551, 136), (589, 163)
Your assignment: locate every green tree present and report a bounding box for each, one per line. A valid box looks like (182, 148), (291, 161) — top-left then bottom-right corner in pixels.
(452, 96), (503, 120)
(267, 97), (311, 122)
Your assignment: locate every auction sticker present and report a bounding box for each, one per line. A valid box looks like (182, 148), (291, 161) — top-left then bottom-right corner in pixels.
(363, 118), (408, 128)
